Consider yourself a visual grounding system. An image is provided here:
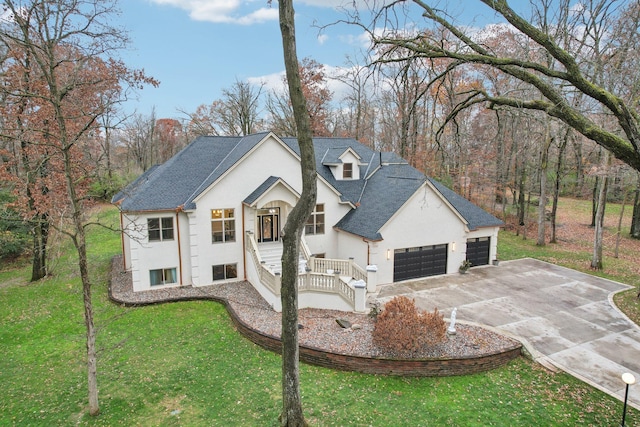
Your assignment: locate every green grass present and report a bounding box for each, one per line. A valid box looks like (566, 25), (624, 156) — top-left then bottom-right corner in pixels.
(1, 204), (639, 425)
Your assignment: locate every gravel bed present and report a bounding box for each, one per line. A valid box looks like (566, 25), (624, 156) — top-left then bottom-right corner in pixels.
(110, 256), (520, 359)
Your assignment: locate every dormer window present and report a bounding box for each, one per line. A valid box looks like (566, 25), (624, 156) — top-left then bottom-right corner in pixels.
(343, 163), (353, 179)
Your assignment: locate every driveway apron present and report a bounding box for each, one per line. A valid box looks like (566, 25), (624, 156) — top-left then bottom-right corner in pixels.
(376, 258), (640, 409)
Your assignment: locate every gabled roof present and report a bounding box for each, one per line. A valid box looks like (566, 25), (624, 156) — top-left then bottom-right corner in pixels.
(243, 176), (300, 207)
(321, 147), (363, 166)
(112, 132), (503, 239)
(427, 178), (504, 231)
(334, 163), (426, 240)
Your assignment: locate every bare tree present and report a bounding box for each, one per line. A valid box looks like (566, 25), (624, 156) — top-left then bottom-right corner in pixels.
(266, 57), (333, 137)
(356, 0), (640, 172)
(185, 79), (265, 137)
(277, 1), (316, 425)
(0, 0), (156, 416)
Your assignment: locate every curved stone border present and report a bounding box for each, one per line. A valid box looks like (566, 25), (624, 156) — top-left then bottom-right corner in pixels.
(226, 308), (523, 377)
(108, 258), (522, 377)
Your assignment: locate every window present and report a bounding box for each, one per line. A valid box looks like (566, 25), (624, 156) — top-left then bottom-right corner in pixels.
(305, 204), (324, 235)
(211, 209), (235, 243)
(149, 268), (177, 286)
(148, 217), (174, 241)
(212, 263), (238, 281)
(343, 163), (353, 179)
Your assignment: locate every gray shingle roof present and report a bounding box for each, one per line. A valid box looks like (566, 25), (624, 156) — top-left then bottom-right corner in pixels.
(113, 133), (502, 238)
(427, 178), (504, 230)
(334, 163), (426, 240)
(243, 176), (281, 205)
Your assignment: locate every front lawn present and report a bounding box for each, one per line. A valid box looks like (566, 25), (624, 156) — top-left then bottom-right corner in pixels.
(1, 203), (638, 425)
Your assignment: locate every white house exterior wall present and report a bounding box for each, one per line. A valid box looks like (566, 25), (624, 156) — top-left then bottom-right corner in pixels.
(374, 184), (469, 285)
(125, 212), (182, 292)
(191, 138), (296, 285)
(335, 231), (369, 271)
(466, 227), (500, 263)
(304, 179), (351, 257)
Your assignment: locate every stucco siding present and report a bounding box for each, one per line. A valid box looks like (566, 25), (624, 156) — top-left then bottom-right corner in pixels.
(190, 135), (301, 285)
(125, 212), (182, 291)
(376, 184), (468, 284)
(304, 179), (352, 258)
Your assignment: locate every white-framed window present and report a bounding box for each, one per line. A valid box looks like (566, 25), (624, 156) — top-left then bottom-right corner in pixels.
(212, 263), (238, 281)
(150, 268), (177, 286)
(343, 163), (353, 179)
(147, 217), (174, 242)
(305, 204), (324, 235)
(211, 209), (235, 243)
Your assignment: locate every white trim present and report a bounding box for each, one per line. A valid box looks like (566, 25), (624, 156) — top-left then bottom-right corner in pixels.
(191, 132), (301, 206)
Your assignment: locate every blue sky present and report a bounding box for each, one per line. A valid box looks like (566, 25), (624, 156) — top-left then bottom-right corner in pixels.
(118, 0), (372, 119)
(117, 1), (512, 120)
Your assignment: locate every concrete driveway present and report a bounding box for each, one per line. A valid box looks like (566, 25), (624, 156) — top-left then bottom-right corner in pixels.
(376, 258), (640, 409)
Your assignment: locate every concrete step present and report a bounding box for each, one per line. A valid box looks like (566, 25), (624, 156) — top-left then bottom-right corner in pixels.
(257, 241), (306, 275)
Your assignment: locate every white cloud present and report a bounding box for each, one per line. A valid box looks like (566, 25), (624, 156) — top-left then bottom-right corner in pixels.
(150, 0), (278, 25)
(317, 33), (329, 45)
(148, 0), (371, 25)
(248, 71), (286, 93)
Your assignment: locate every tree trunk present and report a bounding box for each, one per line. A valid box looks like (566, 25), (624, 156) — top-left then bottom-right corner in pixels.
(591, 176), (599, 227)
(30, 216), (49, 281)
(62, 141), (100, 415)
(550, 127), (569, 243)
(537, 126), (552, 246)
(516, 163), (526, 237)
(80, 233), (99, 416)
(278, 1), (316, 425)
(615, 190), (627, 258)
(591, 152), (610, 270)
(631, 179), (640, 238)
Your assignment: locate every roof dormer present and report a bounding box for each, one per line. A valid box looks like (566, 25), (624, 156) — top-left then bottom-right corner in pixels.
(322, 147), (364, 181)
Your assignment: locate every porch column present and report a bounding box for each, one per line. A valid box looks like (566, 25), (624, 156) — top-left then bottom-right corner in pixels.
(353, 280), (367, 313)
(366, 265), (378, 292)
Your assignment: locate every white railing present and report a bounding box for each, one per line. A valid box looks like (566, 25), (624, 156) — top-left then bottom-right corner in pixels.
(307, 257), (367, 283)
(300, 235), (312, 262)
(246, 232), (281, 295)
(245, 231), (366, 311)
(297, 271), (355, 305)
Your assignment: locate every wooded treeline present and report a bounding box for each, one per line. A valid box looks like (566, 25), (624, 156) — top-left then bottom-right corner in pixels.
(2, 1), (640, 268)
(0, 0), (639, 421)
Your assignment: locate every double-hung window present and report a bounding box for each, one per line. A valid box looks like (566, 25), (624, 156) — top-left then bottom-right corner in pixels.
(148, 217), (174, 242)
(305, 204), (325, 235)
(343, 163), (353, 179)
(211, 209), (235, 243)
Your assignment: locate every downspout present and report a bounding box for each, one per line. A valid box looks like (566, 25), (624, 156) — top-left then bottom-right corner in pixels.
(242, 205), (247, 280)
(175, 209), (183, 285)
(365, 238), (370, 265)
(120, 210), (126, 270)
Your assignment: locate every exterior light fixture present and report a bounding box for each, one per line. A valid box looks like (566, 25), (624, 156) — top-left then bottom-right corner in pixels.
(621, 372), (636, 427)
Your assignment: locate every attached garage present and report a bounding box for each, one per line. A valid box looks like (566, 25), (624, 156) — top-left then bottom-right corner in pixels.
(466, 237), (490, 267)
(393, 244), (448, 282)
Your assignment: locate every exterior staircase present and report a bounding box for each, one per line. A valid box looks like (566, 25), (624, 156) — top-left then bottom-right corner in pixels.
(257, 241), (307, 275)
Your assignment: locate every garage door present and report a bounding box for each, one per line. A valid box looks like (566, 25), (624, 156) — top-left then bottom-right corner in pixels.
(466, 237), (490, 267)
(393, 244), (448, 282)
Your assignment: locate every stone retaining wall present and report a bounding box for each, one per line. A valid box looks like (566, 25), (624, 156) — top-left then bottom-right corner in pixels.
(109, 262), (523, 377)
(225, 302), (523, 377)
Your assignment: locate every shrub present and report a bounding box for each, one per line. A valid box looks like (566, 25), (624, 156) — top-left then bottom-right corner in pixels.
(0, 190), (30, 261)
(0, 230), (29, 260)
(372, 296), (446, 356)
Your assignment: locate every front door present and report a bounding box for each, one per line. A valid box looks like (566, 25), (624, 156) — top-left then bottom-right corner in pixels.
(258, 209), (279, 243)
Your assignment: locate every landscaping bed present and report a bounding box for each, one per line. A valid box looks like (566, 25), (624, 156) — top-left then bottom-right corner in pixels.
(110, 255), (522, 376)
